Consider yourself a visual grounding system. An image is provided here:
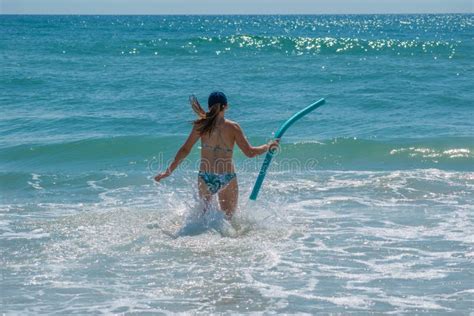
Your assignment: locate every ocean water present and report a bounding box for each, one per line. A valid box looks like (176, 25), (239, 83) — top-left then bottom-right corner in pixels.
(1, 14), (473, 314)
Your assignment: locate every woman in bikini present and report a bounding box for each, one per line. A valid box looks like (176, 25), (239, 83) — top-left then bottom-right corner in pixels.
(154, 91), (278, 218)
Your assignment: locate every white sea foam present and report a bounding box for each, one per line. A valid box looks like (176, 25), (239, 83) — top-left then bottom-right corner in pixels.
(1, 169), (473, 313)
(27, 173), (43, 190)
(390, 147), (472, 159)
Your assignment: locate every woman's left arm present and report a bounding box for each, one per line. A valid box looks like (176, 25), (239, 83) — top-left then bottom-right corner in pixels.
(154, 126), (200, 182)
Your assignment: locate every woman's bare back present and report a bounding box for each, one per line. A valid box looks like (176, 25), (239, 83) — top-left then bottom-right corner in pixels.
(199, 119), (236, 173)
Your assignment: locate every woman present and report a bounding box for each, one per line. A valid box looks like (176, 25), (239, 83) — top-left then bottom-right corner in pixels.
(154, 91), (278, 218)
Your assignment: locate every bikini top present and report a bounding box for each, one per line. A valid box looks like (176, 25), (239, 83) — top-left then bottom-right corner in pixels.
(201, 128), (233, 153)
(201, 142), (233, 153)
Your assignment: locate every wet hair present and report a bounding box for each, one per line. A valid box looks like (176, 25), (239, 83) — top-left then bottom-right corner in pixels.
(190, 92), (227, 135)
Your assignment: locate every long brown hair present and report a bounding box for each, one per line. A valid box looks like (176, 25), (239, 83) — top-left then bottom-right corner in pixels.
(189, 95), (224, 135)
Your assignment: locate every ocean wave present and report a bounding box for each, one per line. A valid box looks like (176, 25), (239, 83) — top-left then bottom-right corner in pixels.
(1, 136), (472, 172)
(279, 137), (473, 170)
(20, 35), (462, 58)
(106, 35), (462, 58)
(191, 35), (459, 57)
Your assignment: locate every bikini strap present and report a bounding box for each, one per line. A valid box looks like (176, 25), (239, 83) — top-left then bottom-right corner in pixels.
(201, 125), (232, 153)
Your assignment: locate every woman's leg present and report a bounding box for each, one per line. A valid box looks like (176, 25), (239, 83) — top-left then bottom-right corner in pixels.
(198, 178), (212, 212)
(218, 178), (238, 219)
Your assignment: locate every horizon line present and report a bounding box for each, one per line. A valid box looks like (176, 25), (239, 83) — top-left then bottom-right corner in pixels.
(1, 12), (472, 16)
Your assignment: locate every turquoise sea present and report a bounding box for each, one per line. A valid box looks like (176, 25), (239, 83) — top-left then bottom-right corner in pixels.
(1, 14), (473, 314)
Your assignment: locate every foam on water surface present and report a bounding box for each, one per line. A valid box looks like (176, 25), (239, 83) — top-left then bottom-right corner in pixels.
(1, 169), (473, 313)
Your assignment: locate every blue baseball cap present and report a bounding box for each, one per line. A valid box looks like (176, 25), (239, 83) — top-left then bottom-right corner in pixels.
(208, 91), (227, 107)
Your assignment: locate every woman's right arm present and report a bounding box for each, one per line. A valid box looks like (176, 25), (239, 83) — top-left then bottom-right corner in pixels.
(234, 123), (279, 158)
(154, 125), (200, 182)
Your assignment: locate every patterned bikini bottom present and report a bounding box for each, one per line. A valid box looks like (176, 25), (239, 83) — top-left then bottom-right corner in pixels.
(198, 171), (237, 194)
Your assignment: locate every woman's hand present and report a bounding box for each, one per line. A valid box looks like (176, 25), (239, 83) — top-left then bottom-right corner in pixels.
(154, 170), (171, 182)
(268, 138), (280, 152)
